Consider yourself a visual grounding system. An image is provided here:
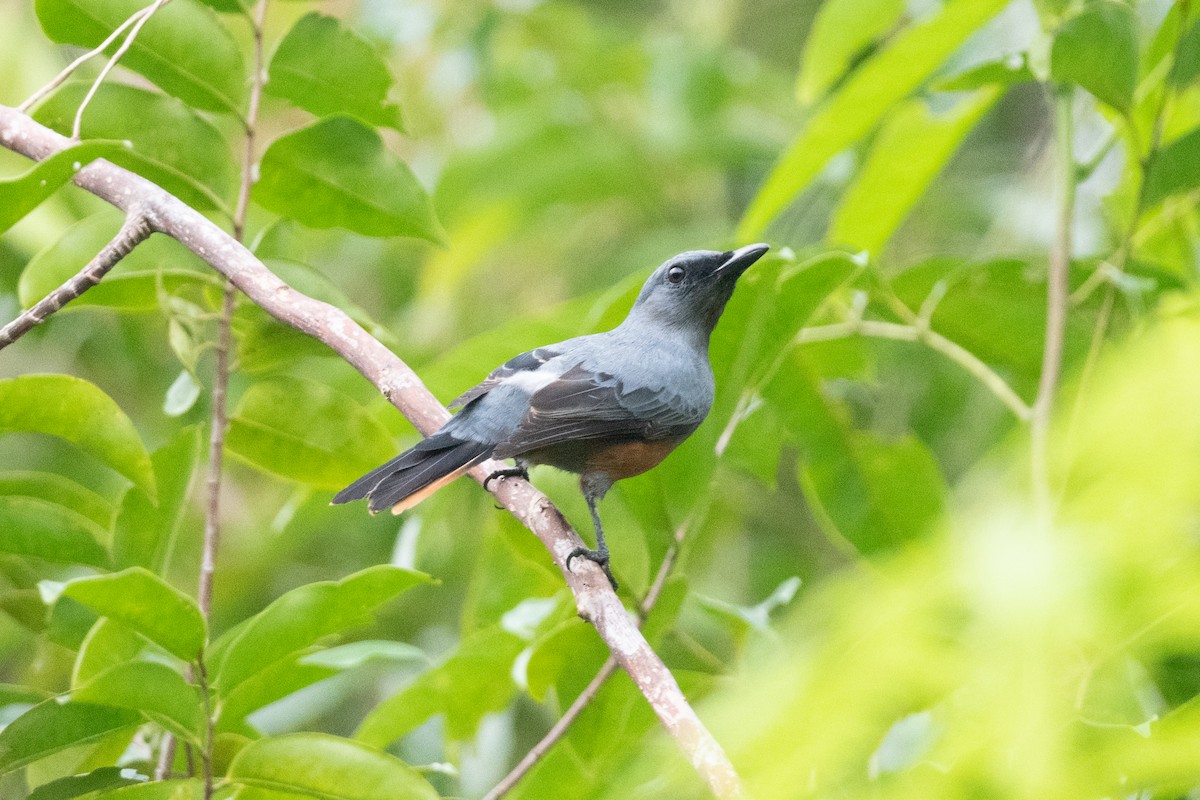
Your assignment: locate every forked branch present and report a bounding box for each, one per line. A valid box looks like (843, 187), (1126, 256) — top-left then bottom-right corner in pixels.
(0, 104), (742, 799)
(0, 209), (153, 349)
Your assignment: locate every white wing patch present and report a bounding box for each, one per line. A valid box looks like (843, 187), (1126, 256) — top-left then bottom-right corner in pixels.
(503, 367), (560, 395)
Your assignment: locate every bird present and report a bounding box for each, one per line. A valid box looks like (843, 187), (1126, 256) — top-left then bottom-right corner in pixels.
(332, 243), (770, 589)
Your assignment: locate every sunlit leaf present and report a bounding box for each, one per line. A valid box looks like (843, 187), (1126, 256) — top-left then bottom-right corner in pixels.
(72, 618), (146, 688)
(0, 700), (140, 776)
(0, 471), (112, 529)
(796, 0), (904, 105)
(266, 13), (404, 131)
(1050, 0), (1138, 112)
(211, 565), (433, 695)
(0, 375), (155, 497)
(225, 376), (396, 490)
(0, 496), (108, 567)
(227, 733), (438, 800)
(739, 0), (1008, 238)
(25, 766), (136, 800)
(253, 116), (444, 242)
(62, 568), (205, 661)
(34, 0), (246, 115)
(73, 661), (203, 744)
(1143, 127), (1200, 208)
(828, 88), (1001, 255)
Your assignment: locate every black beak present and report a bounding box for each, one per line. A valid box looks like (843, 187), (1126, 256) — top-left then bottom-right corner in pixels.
(716, 243), (769, 278)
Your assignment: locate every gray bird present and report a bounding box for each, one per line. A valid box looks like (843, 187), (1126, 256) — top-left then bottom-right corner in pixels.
(333, 243), (769, 588)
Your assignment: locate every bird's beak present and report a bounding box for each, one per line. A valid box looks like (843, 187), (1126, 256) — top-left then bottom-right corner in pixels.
(717, 243), (770, 278)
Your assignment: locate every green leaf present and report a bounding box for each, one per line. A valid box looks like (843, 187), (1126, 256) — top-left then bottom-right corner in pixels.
(0, 700), (141, 776)
(1143, 127), (1200, 209)
(828, 88), (1001, 255)
(73, 661), (204, 744)
(0, 140), (141, 235)
(761, 353), (947, 553)
(266, 13), (404, 131)
(0, 374), (155, 497)
(32, 83), (233, 209)
(34, 0), (246, 116)
(796, 0), (904, 105)
(0, 496), (108, 567)
(0, 471), (112, 529)
(26, 766), (136, 800)
(111, 427), (201, 572)
(62, 568), (205, 661)
(73, 618), (146, 687)
(84, 779), (203, 799)
(1172, 18), (1200, 87)
(253, 116), (444, 242)
(1050, 1), (1138, 113)
(299, 640), (427, 670)
(227, 733), (438, 800)
(212, 565), (433, 694)
(739, 0), (1008, 238)
(355, 627), (523, 747)
(934, 55), (1035, 91)
(19, 210), (215, 313)
(225, 376), (396, 490)
(216, 655), (337, 735)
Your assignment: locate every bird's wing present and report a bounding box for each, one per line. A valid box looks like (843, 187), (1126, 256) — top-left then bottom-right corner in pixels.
(449, 346), (562, 409)
(492, 364), (706, 458)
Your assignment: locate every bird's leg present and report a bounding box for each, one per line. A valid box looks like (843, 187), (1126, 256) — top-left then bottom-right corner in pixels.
(483, 460), (530, 492)
(567, 488), (618, 591)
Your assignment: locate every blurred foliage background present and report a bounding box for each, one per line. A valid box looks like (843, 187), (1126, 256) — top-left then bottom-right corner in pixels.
(1, 0), (1200, 797)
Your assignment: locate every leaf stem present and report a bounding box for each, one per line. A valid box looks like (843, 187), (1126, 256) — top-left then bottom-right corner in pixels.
(796, 319), (1032, 421)
(1031, 87), (1076, 512)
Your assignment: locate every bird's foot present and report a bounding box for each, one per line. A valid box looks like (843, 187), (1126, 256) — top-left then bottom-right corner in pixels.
(566, 546), (618, 591)
(484, 465), (530, 492)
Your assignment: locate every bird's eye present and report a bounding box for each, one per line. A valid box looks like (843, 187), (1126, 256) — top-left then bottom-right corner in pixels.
(666, 265), (685, 284)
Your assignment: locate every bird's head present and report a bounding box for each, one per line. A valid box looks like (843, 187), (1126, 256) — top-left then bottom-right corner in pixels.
(629, 243), (769, 336)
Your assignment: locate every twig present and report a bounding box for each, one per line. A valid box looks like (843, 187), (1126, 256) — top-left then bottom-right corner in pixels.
(0, 104), (743, 799)
(71, 0), (172, 140)
(1030, 89), (1075, 511)
(192, 1), (268, 796)
(484, 524), (687, 800)
(796, 319), (1032, 421)
(0, 211), (152, 349)
(17, 1), (159, 113)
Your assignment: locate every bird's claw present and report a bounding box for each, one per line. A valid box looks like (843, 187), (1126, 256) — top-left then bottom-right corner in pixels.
(566, 547), (618, 591)
(484, 466), (530, 492)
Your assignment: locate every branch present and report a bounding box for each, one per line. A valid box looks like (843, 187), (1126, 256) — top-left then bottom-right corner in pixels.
(1031, 89), (1076, 510)
(484, 523), (686, 799)
(0, 210), (152, 349)
(0, 105), (742, 799)
(796, 319), (1032, 421)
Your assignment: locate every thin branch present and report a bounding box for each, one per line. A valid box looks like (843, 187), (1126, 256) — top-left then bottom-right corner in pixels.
(796, 319), (1032, 421)
(1031, 89), (1076, 511)
(72, 0), (171, 140)
(193, 1), (268, 796)
(484, 524), (687, 800)
(17, 1), (159, 113)
(0, 104), (742, 799)
(0, 211), (152, 349)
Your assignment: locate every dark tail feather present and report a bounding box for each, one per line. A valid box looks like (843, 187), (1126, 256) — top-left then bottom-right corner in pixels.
(331, 433), (492, 514)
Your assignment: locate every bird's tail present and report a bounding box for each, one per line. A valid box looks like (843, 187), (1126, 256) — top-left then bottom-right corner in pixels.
(331, 433), (493, 515)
